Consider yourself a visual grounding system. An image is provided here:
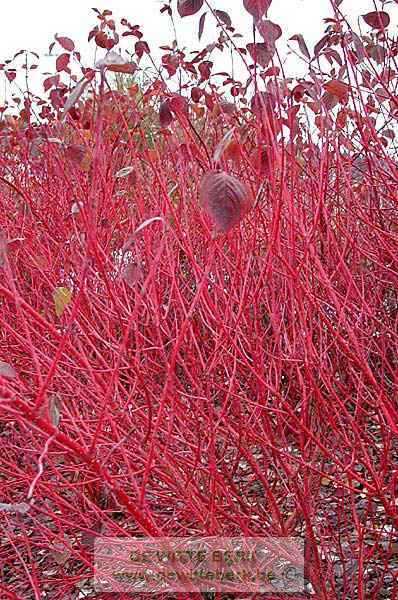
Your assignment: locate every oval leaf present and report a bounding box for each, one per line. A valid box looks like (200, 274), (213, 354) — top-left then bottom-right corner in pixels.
(199, 171), (253, 234)
(95, 50), (137, 74)
(324, 79), (350, 100)
(362, 11), (390, 29)
(0, 361), (17, 379)
(116, 166), (134, 178)
(256, 20), (282, 43)
(121, 264), (143, 288)
(247, 42), (275, 67)
(159, 101), (174, 127)
(56, 36), (75, 52)
(177, 0), (204, 17)
(243, 0), (272, 20)
(214, 10), (232, 28)
(53, 287), (72, 317)
(56, 53), (70, 73)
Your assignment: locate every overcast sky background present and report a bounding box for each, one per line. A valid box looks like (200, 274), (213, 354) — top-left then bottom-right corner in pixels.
(1, 0), (396, 105)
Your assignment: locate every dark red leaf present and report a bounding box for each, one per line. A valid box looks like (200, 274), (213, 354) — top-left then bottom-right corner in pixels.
(177, 0), (204, 17)
(247, 42), (275, 67)
(214, 10), (232, 28)
(290, 34), (311, 60)
(95, 31), (109, 48)
(314, 34), (330, 57)
(199, 60), (213, 81)
(56, 53), (70, 73)
(169, 94), (189, 115)
(256, 20), (282, 43)
(56, 36), (75, 52)
(159, 101), (174, 128)
(191, 86), (202, 102)
(362, 11), (390, 29)
(43, 75), (60, 92)
(5, 71), (16, 82)
(243, 0), (272, 20)
(199, 171), (253, 235)
(135, 41), (150, 59)
(65, 144), (86, 166)
(250, 91), (276, 116)
(198, 12), (207, 40)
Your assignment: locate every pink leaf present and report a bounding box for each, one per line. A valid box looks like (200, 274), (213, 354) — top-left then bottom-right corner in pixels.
(362, 11), (390, 29)
(56, 36), (75, 52)
(177, 0), (204, 17)
(243, 0), (272, 20)
(199, 171), (253, 234)
(159, 101), (174, 127)
(289, 34), (311, 60)
(198, 12), (207, 40)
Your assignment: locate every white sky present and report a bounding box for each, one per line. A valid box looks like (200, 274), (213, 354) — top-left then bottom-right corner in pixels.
(1, 0), (396, 105)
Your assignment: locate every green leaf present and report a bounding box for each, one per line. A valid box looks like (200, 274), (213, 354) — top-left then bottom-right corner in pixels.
(53, 287), (72, 317)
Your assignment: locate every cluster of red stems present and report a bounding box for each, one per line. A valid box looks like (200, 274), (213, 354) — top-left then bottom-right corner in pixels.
(0, 0), (397, 598)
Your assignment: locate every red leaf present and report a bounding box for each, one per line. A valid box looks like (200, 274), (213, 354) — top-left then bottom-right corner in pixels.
(56, 36), (75, 52)
(243, 0), (272, 20)
(95, 31), (109, 48)
(5, 71), (16, 82)
(135, 41), (150, 59)
(256, 20), (282, 43)
(43, 75), (60, 92)
(247, 42), (275, 67)
(169, 94), (189, 114)
(214, 10), (232, 28)
(250, 91), (276, 116)
(199, 60), (213, 81)
(177, 0), (204, 17)
(290, 34), (311, 60)
(362, 11), (390, 29)
(95, 50), (137, 74)
(56, 53), (70, 72)
(191, 86), (202, 102)
(324, 79), (350, 100)
(198, 12), (207, 40)
(65, 144), (86, 165)
(159, 101), (174, 128)
(199, 171), (253, 234)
